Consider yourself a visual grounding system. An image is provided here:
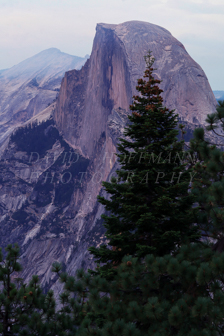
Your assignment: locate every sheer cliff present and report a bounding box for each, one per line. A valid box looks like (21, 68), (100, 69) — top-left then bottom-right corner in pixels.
(0, 21), (218, 296)
(54, 20), (217, 155)
(51, 21), (217, 292)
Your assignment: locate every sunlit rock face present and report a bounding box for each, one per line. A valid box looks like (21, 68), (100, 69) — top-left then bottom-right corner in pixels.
(0, 48), (88, 149)
(54, 21), (217, 155)
(0, 21), (217, 297)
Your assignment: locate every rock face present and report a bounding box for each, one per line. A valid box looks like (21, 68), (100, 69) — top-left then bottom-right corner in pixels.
(0, 48), (88, 148)
(0, 119), (97, 290)
(0, 21), (218, 296)
(54, 21), (217, 156)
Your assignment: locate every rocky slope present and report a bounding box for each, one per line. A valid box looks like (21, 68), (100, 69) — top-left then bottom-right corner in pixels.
(0, 119), (98, 289)
(0, 48), (88, 149)
(0, 21), (218, 295)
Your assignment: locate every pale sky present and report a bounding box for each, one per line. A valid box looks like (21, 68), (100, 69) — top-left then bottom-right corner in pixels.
(0, 0), (223, 89)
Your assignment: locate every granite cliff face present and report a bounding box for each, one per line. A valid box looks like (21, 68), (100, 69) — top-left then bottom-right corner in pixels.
(50, 21), (218, 290)
(0, 48), (88, 149)
(0, 21), (218, 296)
(54, 21), (217, 153)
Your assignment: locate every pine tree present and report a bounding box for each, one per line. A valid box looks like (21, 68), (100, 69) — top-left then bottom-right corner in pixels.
(64, 244), (224, 336)
(55, 240), (224, 335)
(89, 51), (199, 277)
(189, 100), (224, 250)
(0, 244), (67, 336)
(51, 58), (224, 336)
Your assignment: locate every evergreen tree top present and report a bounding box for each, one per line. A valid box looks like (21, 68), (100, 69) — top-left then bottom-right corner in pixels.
(89, 51), (200, 278)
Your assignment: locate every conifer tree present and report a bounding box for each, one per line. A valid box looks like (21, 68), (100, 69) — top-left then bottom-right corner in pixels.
(52, 60), (224, 336)
(62, 244), (224, 336)
(189, 100), (224, 250)
(0, 244), (67, 336)
(89, 51), (199, 277)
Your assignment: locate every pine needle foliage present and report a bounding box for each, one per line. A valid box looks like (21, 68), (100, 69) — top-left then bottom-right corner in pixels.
(57, 242), (224, 335)
(0, 244), (70, 336)
(189, 101), (224, 248)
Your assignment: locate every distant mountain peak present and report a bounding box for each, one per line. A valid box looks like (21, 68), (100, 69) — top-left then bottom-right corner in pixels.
(38, 47), (62, 54)
(0, 48), (87, 83)
(0, 48), (88, 148)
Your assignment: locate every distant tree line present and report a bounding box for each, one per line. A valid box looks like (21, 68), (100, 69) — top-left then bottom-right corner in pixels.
(11, 119), (58, 158)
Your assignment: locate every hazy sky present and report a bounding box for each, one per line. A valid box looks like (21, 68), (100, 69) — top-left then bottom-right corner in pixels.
(0, 0), (223, 89)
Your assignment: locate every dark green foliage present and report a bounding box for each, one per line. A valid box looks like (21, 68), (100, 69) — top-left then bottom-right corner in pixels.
(205, 100), (224, 134)
(11, 119), (58, 158)
(89, 51), (199, 278)
(0, 244), (56, 335)
(189, 101), (224, 245)
(86, 246), (224, 335)
(0, 244), (89, 335)
(52, 241), (224, 335)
